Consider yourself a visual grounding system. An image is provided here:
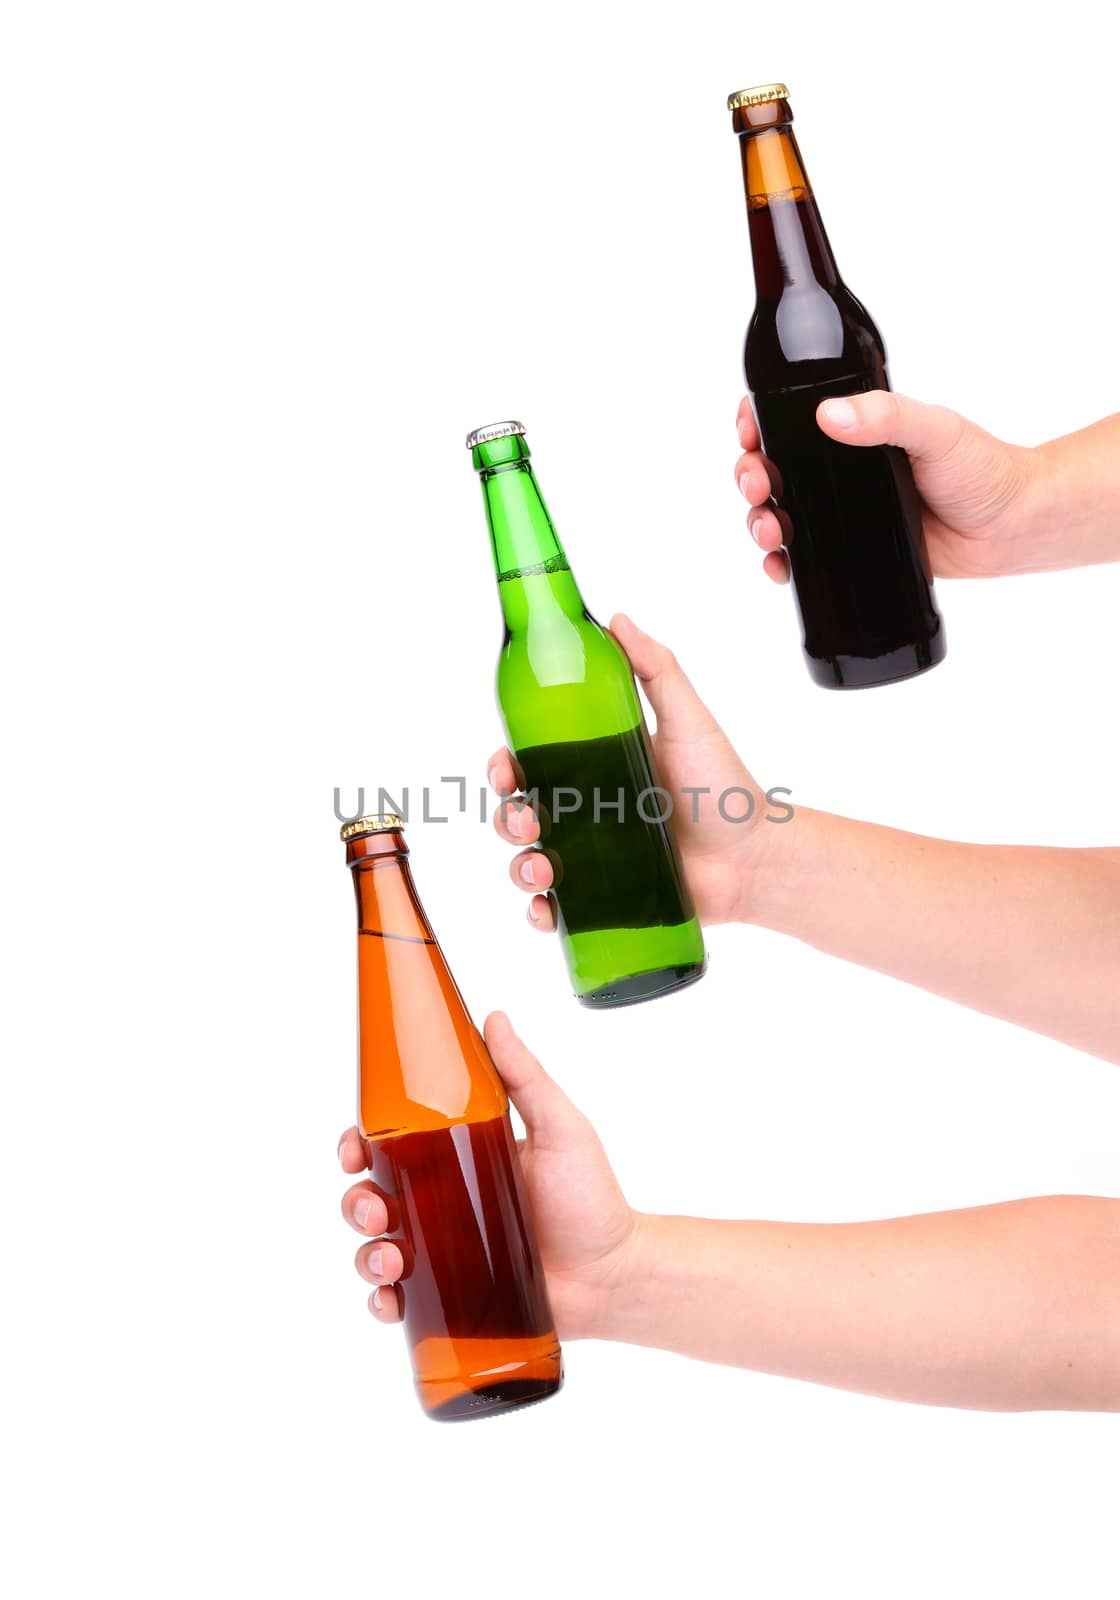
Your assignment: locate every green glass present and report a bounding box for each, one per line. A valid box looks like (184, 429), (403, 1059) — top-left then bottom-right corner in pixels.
(469, 423), (707, 1008)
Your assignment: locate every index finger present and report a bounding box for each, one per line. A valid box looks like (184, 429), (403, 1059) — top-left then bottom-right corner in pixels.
(486, 747), (520, 798)
(338, 1126), (371, 1174)
(737, 398), (760, 451)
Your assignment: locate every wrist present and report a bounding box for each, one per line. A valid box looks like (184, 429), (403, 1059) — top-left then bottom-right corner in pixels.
(1016, 440), (1060, 555)
(732, 796), (815, 932)
(1008, 433), (1115, 575)
(589, 1211), (670, 1346)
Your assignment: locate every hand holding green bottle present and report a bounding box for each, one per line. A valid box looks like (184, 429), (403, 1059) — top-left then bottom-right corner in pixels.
(488, 612), (772, 933)
(469, 423), (709, 1006)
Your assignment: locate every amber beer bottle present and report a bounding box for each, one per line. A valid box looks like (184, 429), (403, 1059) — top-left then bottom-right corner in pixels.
(730, 83), (946, 689)
(342, 813), (562, 1421)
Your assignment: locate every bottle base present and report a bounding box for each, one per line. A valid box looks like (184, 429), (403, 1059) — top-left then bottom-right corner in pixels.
(423, 1373), (563, 1423)
(413, 1332), (563, 1422)
(577, 958), (707, 1009)
(806, 627), (946, 690)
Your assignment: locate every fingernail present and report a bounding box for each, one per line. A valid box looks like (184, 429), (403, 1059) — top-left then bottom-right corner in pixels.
(820, 398), (858, 429)
(337, 1134), (347, 1164)
(527, 901), (539, 925)
(371, 1287), (383, 1310)
(737, 470), (752, 498)
(367, 1248), (384, 1278)
(508, 807), (523, 839)
(487, 764), (499, 792)
(519, 858), (536, 885)
(354, 1195), (372, 1229)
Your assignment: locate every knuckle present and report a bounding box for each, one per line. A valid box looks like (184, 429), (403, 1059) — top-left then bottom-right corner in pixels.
(861, 389), (894, 427)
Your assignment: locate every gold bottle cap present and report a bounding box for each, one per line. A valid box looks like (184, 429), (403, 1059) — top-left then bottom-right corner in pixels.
(339, 813), (405, 842)
(727, 82), (790, 111)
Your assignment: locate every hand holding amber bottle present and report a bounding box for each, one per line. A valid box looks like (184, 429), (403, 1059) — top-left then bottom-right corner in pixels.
(340, 1012), (637, 1342)
(342, 817), (563, 1420)
(340, 1014), (1120, 1411)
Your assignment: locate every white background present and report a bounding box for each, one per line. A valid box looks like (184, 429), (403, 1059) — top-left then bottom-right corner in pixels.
(3, 2), (1118, 1595)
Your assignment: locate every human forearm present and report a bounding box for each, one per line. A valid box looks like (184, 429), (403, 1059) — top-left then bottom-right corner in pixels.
(745, 809), (1120, 1063)
(1026, 414), (1120, 572)
(601, 1198), (1120, 1411)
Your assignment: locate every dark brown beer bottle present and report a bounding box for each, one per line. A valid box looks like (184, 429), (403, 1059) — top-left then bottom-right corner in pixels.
(729, 83), (946, 689)
(342, 813), (563, 1421)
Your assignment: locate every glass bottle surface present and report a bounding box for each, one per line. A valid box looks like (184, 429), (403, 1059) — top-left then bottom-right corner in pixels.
(469, 424), (707, 1007)
(344, 816), (562, 1421)
(731, 85), (945, 689)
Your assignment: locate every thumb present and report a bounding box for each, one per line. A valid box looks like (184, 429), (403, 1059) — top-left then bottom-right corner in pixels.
(609, 614), (720, 743)
(483, 1012), (589, 1152)
(816, 391), (964, 463)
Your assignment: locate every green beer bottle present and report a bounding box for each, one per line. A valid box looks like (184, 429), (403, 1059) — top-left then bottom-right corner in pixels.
(467, 420), (707, 1008)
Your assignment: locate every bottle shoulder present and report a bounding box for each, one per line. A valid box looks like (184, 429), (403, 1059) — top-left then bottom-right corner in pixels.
(746, 282), (886, 391)
(499, 604), (605, 656)
(497, 611), (643, 749)
(498, 609), (632, 688)
(357, 939), (507, 1138)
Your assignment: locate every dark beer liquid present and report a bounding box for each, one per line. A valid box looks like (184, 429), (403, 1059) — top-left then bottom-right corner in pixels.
(368, 1113), (562, 1422)
(754, 368), (942, 685)
(517, 723), (696, 908)
(743, 151), (945, 688)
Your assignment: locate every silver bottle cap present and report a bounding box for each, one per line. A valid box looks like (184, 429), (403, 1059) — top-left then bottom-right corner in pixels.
(465, 420), (526, 449)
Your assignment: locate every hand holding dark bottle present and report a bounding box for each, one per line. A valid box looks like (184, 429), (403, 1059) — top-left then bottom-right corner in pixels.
(736, 392), (1041, 583)
(739, 396), (1120, 583)
(730, 83), (945, 687)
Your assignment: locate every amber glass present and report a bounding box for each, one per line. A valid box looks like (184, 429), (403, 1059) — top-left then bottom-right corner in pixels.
(733, 94), (945, 689)
(345, 826), (562, 1421)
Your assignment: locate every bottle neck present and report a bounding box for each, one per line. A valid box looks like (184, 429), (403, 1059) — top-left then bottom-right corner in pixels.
(740, 125), (840, 300)
(478, 456), (585, 630)
(347, 833), (434, 943)
(345, 832), (509, 1134)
